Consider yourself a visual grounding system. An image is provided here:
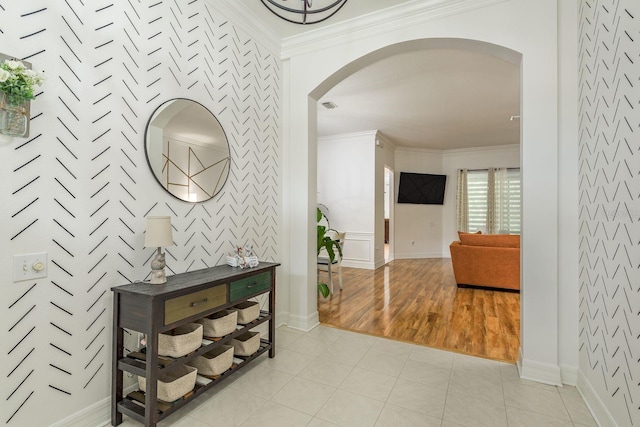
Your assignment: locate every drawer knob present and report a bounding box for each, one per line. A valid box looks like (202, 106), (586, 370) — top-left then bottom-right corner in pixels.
(190, 298), (209, 307)
(246, 283), (257, 289)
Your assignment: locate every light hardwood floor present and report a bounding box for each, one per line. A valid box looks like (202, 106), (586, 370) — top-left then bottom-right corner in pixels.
(318, 258), (520, 362)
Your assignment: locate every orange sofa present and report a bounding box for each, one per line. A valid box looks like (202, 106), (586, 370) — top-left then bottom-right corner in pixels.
(449, 233), (520, 291)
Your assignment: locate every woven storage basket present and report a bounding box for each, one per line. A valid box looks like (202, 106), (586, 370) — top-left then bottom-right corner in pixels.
(138, 365), (197, 403)
(231, 331), (260, 356)
(197, 310), (237, 338)
(188, 345), (234, 376)
(158, 323), (203, 358)
(232, 301), (260, 324)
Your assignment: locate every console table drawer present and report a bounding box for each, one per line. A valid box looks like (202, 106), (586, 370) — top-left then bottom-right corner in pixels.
(230, 271), (271, 301)
(165, 285), (227, 325)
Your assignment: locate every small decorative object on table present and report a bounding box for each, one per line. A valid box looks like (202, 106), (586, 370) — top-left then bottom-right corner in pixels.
(0, 55), (44, 137)
(227, 244), (259, 269)
(144, 216), (174, 284)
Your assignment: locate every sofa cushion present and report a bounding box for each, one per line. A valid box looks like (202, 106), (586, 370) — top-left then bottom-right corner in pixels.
(457, 230), (482, 240)
(458, 233), (520, 248)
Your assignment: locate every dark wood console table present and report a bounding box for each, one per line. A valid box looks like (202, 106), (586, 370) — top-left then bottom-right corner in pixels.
(111, 262), (278, 427)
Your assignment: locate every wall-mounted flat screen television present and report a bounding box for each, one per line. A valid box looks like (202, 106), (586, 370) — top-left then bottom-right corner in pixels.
(397, 172), (446, 205)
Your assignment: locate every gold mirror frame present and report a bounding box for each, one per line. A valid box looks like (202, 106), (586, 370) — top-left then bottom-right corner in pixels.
(144, 99), (230, 203)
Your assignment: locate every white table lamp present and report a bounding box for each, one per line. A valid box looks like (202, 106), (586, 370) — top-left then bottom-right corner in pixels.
(144, 216), (173, 284)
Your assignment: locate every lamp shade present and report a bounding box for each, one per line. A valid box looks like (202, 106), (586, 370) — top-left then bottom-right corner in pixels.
(144, 216), (173, 247)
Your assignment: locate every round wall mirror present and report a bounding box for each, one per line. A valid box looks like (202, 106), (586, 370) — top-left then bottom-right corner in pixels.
(145, 99), (230, 202)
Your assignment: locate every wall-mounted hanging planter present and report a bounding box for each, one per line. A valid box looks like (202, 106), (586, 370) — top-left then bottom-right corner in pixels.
(0, 91), (29, 137)
(0, 53), (44, 138)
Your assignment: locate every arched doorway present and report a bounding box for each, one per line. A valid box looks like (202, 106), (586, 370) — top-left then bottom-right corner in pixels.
(282, 1), (564, 386)
(313, 38), (522, 361)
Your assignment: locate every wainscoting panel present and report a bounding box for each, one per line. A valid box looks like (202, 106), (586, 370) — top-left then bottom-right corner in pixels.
(340, 232), (375, 269)
(0, 1), (281, 425)
(578, 1), (640, 426)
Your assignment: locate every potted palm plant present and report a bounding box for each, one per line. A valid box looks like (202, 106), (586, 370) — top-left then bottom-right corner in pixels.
(317, 207), (343, 298)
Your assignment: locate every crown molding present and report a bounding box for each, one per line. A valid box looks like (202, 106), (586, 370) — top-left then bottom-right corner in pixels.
(318, 130), (399, 152)
(375, 131), (397, 151)
(394, 143), (518, 155)
(281, 0), (510, 59)
(206, 0), (282, 56)
(442, 143), (520, 155)
(395, 146), (444, 155)
(318, 130), (378, 143)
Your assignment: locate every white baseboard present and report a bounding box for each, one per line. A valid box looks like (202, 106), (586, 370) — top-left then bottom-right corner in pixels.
(374, 258), (387, 269)
(276, 310), (289, 328)
(517, 348), (562, 386)
(341, 259), (376, 269)
(394, 252), (446, 259)
(577, 369), (618, 427)
(50, 385), (137, 427)
(286, 310), (319, 332)
(344, 258), (387, 269)
(49, 396), (110, 427)
(343, 253), (447, 267)
(560, 363), (578, 386)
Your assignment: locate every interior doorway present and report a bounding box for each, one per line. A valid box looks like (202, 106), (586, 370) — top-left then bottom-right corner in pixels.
(310, 38), (523, 363)
(384, 166), (394, 264)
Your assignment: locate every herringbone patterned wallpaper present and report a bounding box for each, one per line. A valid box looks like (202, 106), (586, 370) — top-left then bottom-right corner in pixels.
(0, 1), (281, 425)
(579, 1), (639, 426)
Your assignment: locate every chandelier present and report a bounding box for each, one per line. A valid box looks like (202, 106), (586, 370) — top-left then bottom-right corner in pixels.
(260, 0), (348, 25)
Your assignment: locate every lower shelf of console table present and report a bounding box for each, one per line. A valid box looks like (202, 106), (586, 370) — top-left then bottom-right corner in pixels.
(118, 339), (272, 423)
(111, 263), (279, 427)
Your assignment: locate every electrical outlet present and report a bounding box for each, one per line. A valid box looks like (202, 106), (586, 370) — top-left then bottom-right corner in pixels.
(13, 252), (48, 282)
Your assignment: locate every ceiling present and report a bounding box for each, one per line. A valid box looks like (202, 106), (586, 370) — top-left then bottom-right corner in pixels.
(317, 48), (520, 150)
(224, 1), (521, 150)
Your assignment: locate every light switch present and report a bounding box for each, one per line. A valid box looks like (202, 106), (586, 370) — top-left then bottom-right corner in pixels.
(13, 252), (48, 282)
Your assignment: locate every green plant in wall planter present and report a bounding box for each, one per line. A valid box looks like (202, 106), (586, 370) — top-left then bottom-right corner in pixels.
(317, 207), (343, 298)
(0, 58), (45, 137)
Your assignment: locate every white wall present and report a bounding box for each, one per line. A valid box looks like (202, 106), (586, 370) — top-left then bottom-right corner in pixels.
(0, 2), (282, 425)
(320, 138), (520, 262)
(317, 130), (395, 269)
(282, 0), (570, 388)
(557, 0), (579, 387)
(391, 145), (520, 258)
(375, 133), (396, 266)
(317, 131), (377, 268)
(394, 148), (446, 258)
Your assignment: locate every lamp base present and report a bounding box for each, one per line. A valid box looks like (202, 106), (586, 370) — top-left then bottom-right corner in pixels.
(149, 248), (167, 284)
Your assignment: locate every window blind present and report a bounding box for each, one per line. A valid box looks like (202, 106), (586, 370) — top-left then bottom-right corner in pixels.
(465, 168), (521, 234)
(467, 170), (488, 233)
(502, 168), (521, 234)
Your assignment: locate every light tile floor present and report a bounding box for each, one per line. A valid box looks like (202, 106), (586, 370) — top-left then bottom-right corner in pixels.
(117, 325), (597, 427)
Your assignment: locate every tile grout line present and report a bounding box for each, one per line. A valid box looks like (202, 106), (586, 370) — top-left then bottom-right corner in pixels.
(369, 343), (412, 427)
